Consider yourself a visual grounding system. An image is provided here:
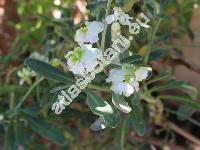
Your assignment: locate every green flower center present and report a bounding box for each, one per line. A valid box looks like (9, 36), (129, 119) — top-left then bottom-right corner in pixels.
(124, 74), (132, 84)
(71, 47), (85, 64)
(80, 26), (88, 34)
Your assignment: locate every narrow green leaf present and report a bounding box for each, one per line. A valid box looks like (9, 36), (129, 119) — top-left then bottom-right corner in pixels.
(121, 55), (143, 64)
(15, 119), (27, 148)
(177, 105), (194, 121)
(24, 116), (67, 145)
(166, 108), (200, 127)
(181, 83), (198, 100)
(160, 0), (171, 10)
(159, 95), (200, 111)
(25, 58), (74, 84)
(149, 49), (167, 61)
(112, 93), (132, 113)
(86, 89), (117, 128)
(150, 80), (198, 100)
(4, 122), (15, 150)
(50, 85), (70, 93)
(146, 72), (171, 85)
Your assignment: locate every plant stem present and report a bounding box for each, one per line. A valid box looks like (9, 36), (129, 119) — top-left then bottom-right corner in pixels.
(144, 18), (161, 64)
(101, 0), (112, 51)
(16, 77), (44, 109)
(165, 120), (200, 146)
(9, 92), (15, 110)
(88, 84), (110, 92)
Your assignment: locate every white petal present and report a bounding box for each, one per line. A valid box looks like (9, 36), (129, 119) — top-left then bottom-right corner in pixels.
(111, 82), (134, 97)
(131, 80), (140, 92)
(88, 21), (104, 33)
(121, 83), (134, 97)
(105, 14), (115, 24)
(106, 69), (125, 83)
(67, 59), (85, 75)
(83, 60), (99, 73)
(75, 30), (86, 43)
(135, 68), (148, 81)
(85, 32), (99, 44)
(111, 83), (123, 95)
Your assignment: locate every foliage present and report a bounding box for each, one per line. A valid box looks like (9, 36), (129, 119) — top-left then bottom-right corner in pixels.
(1, 0), (200, 149)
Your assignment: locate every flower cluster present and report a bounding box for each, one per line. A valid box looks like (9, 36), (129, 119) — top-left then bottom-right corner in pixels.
(66, 22), (104, 76)
(106, 67), (149, 97)
(52, 7), (151, 114)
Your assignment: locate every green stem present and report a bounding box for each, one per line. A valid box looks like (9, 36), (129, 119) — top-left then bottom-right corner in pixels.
(88, 84), (110, 92)
(9, 92), (15, 110)
(101, 0), (112, 51)
(16, 77), (44, 109)
(144, 18), (161, 64)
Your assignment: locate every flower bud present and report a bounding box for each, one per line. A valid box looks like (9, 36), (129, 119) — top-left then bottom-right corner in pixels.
(111, 22), (121, 42)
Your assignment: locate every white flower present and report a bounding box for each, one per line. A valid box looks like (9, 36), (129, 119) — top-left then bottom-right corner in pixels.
(75, 21), (104, 44)
(105, 7), (133, 25)
(17, 67), (36, 85)
(135, 68), (148, 81)
(66, 44), (101, 75)
(106, 69), (126, 83)
(111, 82), (134, 97)
(106, 69), (139, 97)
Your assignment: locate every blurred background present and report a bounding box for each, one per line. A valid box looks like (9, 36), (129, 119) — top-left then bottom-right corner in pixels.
(0, 0), (200, 149)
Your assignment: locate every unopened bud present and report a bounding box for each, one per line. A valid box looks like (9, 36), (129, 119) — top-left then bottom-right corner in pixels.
(111, 22), (121, 42)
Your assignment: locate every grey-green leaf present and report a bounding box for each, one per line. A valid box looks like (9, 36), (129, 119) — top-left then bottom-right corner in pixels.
(129, 102), (145, 136)
(112, 93), (132, 113)
(121, 55), (143, 64)
(90, 117), (108, 131)
(24, 116), (67, 145)
(25, 58), (74, 84)
(86, 89), (117, 128)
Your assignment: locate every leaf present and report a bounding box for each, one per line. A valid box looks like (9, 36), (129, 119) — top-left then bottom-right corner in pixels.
(159, 95), (200, 111)
(4, 122), (15, 150)
(129, 101), (145, 136)
(150, 80), (198, 100)
(50, 85), (70, 93)
(121, 55), (143, 64)
(25, 58), (74, 84)
(149, 49), (168, 61)
(146, 72), (171, 85)
(166, 108), (200, 127)
(132, 92), (140, 105)
(15, 119), (27, 148)
(112, 93), (132, 113)
(86, 89), (117, 128)
(24, 116), (67, 145)
(181, 83), (198, 100)
(177, 105), (194, 121)
(160, 0), (171, 11)
(90, 117), (108, 131)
